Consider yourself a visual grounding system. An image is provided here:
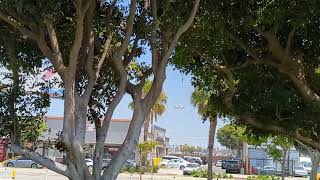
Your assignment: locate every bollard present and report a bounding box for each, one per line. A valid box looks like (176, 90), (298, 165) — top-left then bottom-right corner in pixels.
(45, 167), (48, 180)
(4, 166), (7, 179)
(11, 168), (16, 179)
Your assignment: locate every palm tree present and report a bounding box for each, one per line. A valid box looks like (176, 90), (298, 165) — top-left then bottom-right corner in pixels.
(191, 88), (217, 180)
(129, 80), (167, 141)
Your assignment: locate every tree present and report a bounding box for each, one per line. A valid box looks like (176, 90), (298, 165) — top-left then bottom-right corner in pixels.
(137, 141), (158, 180)
(129, 80), (167, 141)
(173, 0), (320, 152)
(191, 87), (217, 180)
(264, 136), (294, 180)
(295, 140), (320, 180)
(180, 144), (201, 154)
(0, 28), (49, 147)
(217, 124), (245, 157)
(0, 0), (201, 180)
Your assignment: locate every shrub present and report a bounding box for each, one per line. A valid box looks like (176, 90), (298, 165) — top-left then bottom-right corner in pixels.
(191, 169), (232, 179)
(247, 175), (280, 180)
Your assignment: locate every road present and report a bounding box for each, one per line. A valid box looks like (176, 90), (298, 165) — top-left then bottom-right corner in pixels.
(0, 167), (308, 180)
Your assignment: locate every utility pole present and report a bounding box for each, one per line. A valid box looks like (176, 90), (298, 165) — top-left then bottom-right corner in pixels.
(241, 142), (249, 174)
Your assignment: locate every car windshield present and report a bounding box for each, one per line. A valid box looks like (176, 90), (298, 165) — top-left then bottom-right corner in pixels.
(187, 164), (199, 168)
(303, 163), (311, 168)
(295, 167), (304, 170)
(228, 161), (238, 164)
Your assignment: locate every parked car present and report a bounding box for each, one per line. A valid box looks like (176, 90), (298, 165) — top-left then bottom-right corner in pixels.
(160, 156), (183, 167)
(222, 160), (227, 169)
(225, 160), (241, 173)
(166, 159), (190, 170)
(5, 156), (42, 168)
(102, 159), (111, 169)
(293, 166), (308, 177)
(100, 159), (135, 170)
(85, 158), (93, 171)
(216, 160), (222, 167)
(183, 163), (200, 175)
(302, 162), (311, 174)
(124, 159), (136, 168)
(260, 166), (276, 175)
(161, 155), (182, 161)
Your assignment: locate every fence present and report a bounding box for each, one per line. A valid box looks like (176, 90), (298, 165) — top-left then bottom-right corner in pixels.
(249, 158), (300, 175)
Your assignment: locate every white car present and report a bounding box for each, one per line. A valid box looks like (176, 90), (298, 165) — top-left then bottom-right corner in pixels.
(302, 163), (311, 174)
(293, 166), (308, 177)
(166, 159), (190, 170)
(85, 159), (93, 171)
(183, 163), (200, 175)
(160, 156), (183, 167)
(216, 160), (222, 167)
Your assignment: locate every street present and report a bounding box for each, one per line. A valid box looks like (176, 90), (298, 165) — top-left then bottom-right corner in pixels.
(0, 167), (308, 180)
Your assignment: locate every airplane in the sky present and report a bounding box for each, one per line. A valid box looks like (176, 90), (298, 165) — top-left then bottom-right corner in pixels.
(173, 104), (185, 110)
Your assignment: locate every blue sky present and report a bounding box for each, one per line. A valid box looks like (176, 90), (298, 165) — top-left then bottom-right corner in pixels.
(46, 66), (226, 148)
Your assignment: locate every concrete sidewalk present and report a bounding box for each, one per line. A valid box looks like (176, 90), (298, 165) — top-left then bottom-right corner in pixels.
(0, 167), (308, 180)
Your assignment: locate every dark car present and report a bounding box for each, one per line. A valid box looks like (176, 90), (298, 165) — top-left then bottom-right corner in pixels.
(225, 160), (241, 173)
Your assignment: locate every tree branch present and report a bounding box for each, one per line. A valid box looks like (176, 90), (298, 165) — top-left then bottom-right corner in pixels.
(68, 0), (92, 73)
(151, 0), (159, 75)
(118, 0), (136, 54)
(285, 28), (295, 55)
(160, 0), (201, 67)
(10, 144), (70, 177)
(0, 12), (38, 40)
(225, 30), (260, 61)
(123, 35), (139, 67)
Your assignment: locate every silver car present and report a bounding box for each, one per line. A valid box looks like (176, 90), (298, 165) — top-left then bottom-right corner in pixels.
(5, 156), (42, 168)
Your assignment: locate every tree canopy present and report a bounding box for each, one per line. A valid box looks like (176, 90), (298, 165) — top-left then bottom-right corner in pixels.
(173, 0), (320, 150)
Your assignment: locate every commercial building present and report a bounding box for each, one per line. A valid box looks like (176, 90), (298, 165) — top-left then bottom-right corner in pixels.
(36, 116), (144, 161)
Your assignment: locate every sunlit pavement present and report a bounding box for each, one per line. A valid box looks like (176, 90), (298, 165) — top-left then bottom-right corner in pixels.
(0, 167), (308, 180)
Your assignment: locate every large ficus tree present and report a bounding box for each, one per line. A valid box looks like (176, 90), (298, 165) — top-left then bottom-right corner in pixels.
(0, 0), (200, 180)
(174, 0), (320, 152)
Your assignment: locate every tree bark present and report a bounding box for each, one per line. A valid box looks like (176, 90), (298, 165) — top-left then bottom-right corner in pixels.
(281, 149), (288, 180)
(143, 114), (151, 142)
(102, 103), (145, 180)
(207, 116), (217, 180)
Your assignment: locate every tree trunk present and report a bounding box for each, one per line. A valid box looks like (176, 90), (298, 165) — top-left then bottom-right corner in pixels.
(207, 116), (217, 180)
(310, 150), (320, 180)
(281, 150), (288, 180)
(102, 104), (145, 180)
(143, 114), (151, 142)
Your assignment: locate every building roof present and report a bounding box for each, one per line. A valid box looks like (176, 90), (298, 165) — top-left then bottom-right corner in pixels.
(45, 116), (131, 122)
(153, 125), (166, 133)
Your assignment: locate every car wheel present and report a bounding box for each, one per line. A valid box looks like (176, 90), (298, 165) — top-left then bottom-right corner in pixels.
(31, 163), (38, 168)
(160, 164), (166, 168)
(7, 162), (13, 167)
(180, 166), (185, 170)
(88, 165), (93, 172)
(226, 169), (229, 173)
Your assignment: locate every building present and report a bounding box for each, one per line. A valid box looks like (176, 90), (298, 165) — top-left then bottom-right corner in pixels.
(37, 116), (144, 161)
(152, 125), (170, 157)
